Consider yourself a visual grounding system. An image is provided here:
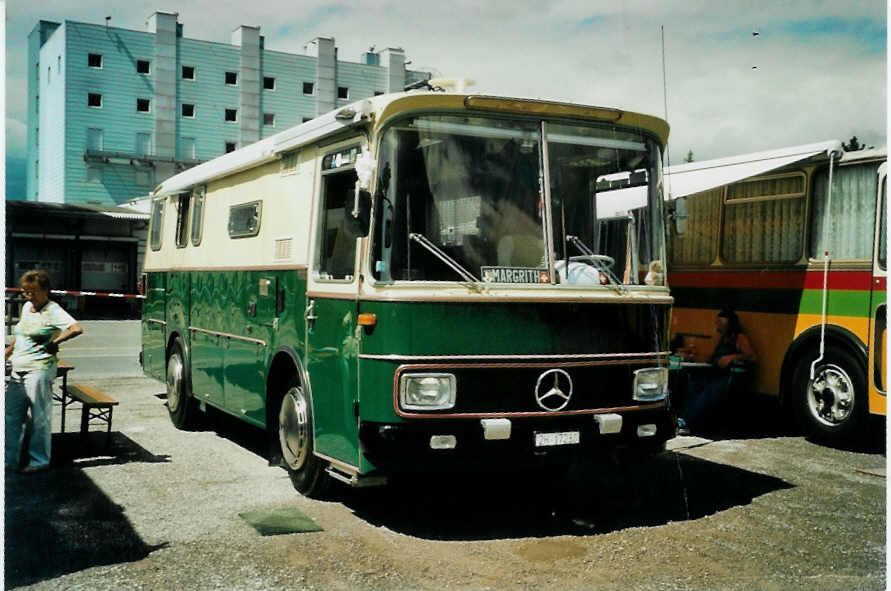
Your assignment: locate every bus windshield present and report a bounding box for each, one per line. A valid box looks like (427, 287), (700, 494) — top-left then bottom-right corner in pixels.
(372, 114), (663, 285)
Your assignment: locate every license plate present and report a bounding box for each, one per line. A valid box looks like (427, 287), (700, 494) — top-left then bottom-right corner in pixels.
(534, 431), (580, 447)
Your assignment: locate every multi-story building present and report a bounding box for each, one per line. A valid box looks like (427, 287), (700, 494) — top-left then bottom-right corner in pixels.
(26, 11), (432, 205)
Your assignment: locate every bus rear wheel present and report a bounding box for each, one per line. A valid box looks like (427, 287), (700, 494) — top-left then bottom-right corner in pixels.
(277, 382), (330, 498)
(166, 338), (197, 430)
(793, 348), (867, 445)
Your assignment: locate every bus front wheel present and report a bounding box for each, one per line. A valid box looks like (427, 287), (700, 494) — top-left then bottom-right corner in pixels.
(166, 338), (197, 430)
(792, 348), (868, 445)
(277, 382), (330, 498)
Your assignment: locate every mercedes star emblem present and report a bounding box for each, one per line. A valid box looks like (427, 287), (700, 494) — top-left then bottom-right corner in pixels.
(534, 369), (573, 411)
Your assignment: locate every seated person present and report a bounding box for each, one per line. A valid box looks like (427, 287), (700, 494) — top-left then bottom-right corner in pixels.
(554, 259), (605, 285)
(677, 307), (757, 435)
(498, 234), (544, 268)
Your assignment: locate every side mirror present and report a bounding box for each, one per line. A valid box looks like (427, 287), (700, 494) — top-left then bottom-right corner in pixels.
(672, 196), (688, 235)
(346, 188), (372, 237)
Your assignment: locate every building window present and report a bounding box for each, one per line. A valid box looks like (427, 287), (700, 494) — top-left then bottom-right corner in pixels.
(264, 76), (275, 90)
(225, 71), (238, 85)
(87, 128), (104, 151)
(136, 132), (151, 156)
(137, 60), (151, 74)
(337, 86), (349, 99)
(182, 137), (196, 160)
(88, 93), (102, 108)
(182, 103), (195, 118)
(135, 168), (154, 187)
(88, 53), (102, 68)
(303, 82), (314, 95)
(225, 108), (238, 122)
(86, 167), (101, 183)
(182, 65), (195, 80)
(225, 141), (237, 153)
(137, 98), (151, 113)
(263, 113), (275, 127)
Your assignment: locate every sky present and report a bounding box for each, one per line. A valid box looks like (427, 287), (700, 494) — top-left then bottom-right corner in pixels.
(3, 0), (887, 198)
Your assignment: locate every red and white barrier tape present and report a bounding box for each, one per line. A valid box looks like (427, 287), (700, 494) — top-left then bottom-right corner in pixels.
(5, 287), (145, 300)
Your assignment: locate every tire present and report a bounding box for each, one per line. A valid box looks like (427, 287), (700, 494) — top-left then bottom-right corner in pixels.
(792, 347), (868, 445)
(166, 338), (197, 430)
(276, 379), (331, 498)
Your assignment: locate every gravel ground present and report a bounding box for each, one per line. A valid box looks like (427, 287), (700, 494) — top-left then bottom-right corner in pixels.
(4, 375), (886, 590)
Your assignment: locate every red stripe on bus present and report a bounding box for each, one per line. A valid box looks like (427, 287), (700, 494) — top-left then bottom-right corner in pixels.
(669, 270), (873, 291)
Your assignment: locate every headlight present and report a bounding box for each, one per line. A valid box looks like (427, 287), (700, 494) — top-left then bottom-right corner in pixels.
(633, 368), (668, 402)
(399, 373), (456, 410)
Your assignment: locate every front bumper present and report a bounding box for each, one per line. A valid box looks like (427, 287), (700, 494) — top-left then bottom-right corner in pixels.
(359, 407), (674, 473)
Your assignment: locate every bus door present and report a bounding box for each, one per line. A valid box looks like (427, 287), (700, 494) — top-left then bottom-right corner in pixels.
(190, 273), (224, 408)
(868, 164), (886, 412)
(225, 274), (280, 425)
(142, 271), (167, 381)
(305, 144), (363, 468)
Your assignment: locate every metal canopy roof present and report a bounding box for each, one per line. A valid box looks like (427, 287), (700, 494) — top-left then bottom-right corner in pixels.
(663, 139), (844, 198)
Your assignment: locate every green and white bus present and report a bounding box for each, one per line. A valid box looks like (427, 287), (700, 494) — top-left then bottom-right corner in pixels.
(141, 91), (674, 496)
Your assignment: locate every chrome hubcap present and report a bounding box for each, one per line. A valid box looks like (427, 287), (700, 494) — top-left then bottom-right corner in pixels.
(279, 387), (310, 470)
(807, 364), (855, 427)
(167, 353), (183, 412)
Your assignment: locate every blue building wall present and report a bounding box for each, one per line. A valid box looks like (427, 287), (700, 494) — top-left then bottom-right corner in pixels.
(36, 24), (66, 203)
(66, 23), (157, 204)
(28, 15), (432, 206)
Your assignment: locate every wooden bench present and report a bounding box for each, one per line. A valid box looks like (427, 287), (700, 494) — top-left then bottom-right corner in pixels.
(65, 383), (119, 447)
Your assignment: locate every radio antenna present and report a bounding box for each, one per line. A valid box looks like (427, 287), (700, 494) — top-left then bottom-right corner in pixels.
(661, 25), (673, 197)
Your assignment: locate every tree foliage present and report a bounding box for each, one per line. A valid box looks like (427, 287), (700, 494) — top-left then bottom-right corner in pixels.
(843, 136), (873, 151)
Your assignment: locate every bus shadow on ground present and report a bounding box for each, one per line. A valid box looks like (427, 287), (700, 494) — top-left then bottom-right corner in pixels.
(5, 435), (169, 588)
(339, 452), (793, 541)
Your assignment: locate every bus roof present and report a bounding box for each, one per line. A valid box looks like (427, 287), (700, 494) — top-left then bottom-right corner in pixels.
(152, 91), (669, 198)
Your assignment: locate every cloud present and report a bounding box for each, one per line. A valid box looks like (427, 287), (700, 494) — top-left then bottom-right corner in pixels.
(5, 0), (886, 171)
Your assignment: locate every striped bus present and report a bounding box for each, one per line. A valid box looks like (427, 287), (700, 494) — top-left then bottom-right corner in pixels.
(667, 143), (886, 444)
(141, 90), (676, 496)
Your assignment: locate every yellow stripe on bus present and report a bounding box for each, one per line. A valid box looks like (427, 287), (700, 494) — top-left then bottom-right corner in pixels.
(672, 309), (872, 405)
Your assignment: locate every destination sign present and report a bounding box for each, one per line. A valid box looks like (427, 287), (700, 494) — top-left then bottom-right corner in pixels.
(481, 266), (550, 284)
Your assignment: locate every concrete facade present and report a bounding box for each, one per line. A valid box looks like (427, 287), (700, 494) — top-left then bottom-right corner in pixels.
(26, 13), (432, 205)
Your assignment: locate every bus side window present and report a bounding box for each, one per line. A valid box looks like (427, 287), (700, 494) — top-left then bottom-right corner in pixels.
(191, 186), (206, 246)
(150, 198), (165, 251)
(175, 193), (191, 248)
(318, 169), (358, 280)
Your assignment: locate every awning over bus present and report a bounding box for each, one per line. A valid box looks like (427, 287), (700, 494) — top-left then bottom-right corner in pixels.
(664, 139), (843, 198)
(596, 139), (844, 217)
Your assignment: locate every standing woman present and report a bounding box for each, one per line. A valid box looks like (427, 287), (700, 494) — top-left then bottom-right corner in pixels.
(5, 270), (83, 472)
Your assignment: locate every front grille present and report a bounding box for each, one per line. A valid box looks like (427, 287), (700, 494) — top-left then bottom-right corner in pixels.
(396, 360), (660, 416)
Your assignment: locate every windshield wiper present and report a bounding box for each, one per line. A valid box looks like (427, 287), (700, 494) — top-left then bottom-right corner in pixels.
(409, 233), (481, 284)
(566, 235), (625, 292)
